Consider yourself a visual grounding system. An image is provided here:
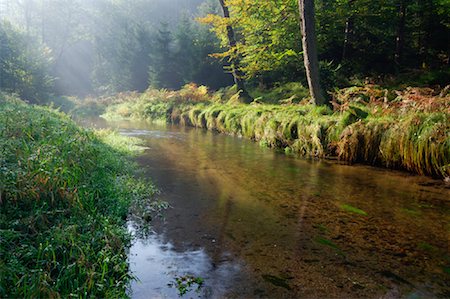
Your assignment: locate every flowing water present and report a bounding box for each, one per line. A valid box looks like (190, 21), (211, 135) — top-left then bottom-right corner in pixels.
(89, 118), (449, 298)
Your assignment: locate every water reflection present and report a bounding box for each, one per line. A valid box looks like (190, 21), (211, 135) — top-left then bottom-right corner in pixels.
(128, 224), (244, 299)
(104, 120), (450, 298)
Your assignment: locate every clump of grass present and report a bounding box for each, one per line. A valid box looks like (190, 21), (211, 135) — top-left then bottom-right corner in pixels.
(0, 95), (159, 298)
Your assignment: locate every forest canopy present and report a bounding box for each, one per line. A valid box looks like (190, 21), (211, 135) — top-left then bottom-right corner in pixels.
(0, 0), (449, 102)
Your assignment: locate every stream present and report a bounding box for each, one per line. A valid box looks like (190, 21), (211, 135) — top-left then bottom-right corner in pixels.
(88, 118), (449, 298)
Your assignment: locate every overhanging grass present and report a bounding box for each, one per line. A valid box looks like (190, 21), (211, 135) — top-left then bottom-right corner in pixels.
(0, 95), (159, 298)
(101, 85), (449, 178)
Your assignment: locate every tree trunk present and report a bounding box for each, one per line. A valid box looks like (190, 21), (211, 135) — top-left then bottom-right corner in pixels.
(218, 0), (251, 103)
(298, 0), (327, 105)
(342, 0), (354, 61)
(394, 0), (406, 65)
(418, 0), (433, 68)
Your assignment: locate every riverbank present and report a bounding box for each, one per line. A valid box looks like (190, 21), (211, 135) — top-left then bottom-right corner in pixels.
(0, 94), (160, 297)
(98, 84), (449, 179)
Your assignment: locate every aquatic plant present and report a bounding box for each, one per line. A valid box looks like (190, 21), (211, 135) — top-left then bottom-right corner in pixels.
(168, 275), (204, 297)
(340, 204), (368, 216)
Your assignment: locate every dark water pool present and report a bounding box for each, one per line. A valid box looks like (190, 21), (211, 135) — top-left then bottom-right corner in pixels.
(89, 118), (450, 298)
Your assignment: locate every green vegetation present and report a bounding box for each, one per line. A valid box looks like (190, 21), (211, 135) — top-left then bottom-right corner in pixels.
(340, 204), (368, 216)
(315, 237), (340, 251)
(0, 22), (53, 103)
(1, 0), (231, 97)
(101, 84), (450, 179)
(199, 0), (450, 91)
(0, 94), (159, 298)
(169, 275), (204, 296)
(2, 1), (449, 98)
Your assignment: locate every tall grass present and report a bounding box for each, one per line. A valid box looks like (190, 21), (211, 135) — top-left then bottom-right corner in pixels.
(101, 84), (449, 178)
(0, 94), (159, 298)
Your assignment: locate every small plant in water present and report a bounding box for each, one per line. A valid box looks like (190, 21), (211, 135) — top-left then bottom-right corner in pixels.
(340, 204), (368, 216)
(169, 275), (204, 297)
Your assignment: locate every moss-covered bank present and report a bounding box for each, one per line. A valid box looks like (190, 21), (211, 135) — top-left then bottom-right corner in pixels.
(101, 85), (449, 179)
(0, 94), (159, 298)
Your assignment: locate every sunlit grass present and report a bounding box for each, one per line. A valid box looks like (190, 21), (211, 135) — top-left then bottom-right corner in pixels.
(0, 95), (159, 298)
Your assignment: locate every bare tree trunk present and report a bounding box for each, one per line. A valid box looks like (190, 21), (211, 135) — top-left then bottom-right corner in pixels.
(298, 0), (327, 106)
(342, 0), (354, 61)
(218, 0), (251, 103)
(394, 0), (406, 65)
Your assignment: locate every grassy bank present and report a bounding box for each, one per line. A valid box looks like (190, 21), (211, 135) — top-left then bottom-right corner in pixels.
(100, 84), (449, 179)
(0, 94), (159, 297)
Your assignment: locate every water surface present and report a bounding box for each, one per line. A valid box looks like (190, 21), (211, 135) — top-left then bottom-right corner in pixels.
(91, 119), (450, 298)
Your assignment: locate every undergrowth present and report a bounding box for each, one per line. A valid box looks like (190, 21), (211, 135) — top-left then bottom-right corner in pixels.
(100, 83), (450, 178)
(0, 94), (159, 298)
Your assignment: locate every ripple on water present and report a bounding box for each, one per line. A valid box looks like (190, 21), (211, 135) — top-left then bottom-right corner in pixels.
(120, 129), (185, 141)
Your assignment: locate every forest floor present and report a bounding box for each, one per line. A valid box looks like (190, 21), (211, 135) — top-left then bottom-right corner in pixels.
(68, 83), (449, 179)
(0, 94), (163, 298)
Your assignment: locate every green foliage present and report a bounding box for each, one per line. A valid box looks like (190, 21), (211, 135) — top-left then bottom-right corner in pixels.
(199, 0), (303, 83)
(148, 23), (180, 89)
(50, 92), (143, 118)
(149, 13), (233, 90)
(340, 204), (368, 216)
(2, 0), (449, 97)
(315, 237), (340, 250)
(1, 0), (228, 96)
(0, 21), (54, 103)
(250, 82), (310, 104)
(169, 275), (204, 297)
(201, 0), (450, 88)
(0, 95), (159, 298)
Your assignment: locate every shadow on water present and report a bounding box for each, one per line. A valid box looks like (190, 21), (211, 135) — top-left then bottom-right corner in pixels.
(85, 118), (450, 298)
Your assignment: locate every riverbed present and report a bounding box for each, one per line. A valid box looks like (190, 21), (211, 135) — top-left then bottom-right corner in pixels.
(89, 118), (449, 298)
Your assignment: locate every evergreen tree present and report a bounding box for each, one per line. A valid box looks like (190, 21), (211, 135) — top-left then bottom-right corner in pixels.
(0, 21), (53, 102)
(149, 23), (182, 89)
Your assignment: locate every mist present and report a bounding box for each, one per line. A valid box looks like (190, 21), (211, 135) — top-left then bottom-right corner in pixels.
(0, 0), (232, 97)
